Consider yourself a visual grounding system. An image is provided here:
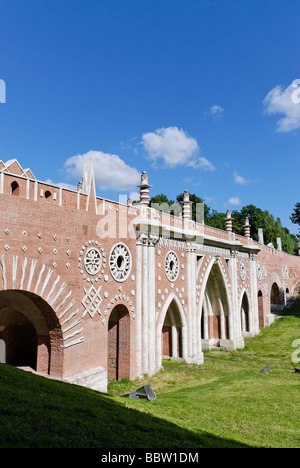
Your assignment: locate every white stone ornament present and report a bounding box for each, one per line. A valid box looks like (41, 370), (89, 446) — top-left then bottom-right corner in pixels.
(263, 264), (268, 278)
(82, 285), (103, 318)
(84, 247), (102, 276)
(240, 260), (246, 281)
(257, 262), (262, 281)
(165, 251), (179, 282)
(109, 243), (132, 282)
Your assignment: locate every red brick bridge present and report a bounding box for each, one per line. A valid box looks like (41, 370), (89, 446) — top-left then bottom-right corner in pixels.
(0, 159), (299, 391)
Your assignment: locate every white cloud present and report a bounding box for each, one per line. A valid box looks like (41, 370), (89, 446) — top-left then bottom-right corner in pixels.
(208, 105), (224, 119)
(142, 126), (199, 168)
(141, 126), (215, 171)
(63, 150), (140, 191)
(189, 156), (216, 171)
(228, 197), (241, 206)
(233, 171), (248, 185)
(263, 80), (300, 132)
(129, 191), (140, 202)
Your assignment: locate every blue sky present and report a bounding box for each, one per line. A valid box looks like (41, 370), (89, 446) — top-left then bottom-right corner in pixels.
(0, 0), (299, 234)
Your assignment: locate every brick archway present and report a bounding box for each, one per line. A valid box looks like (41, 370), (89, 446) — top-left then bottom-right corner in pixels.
(270, 282), (282, 313)
(200, 261), (230, 346)
(0, 290), (63, 377)
(107, 304), (130, 381)
(240, 291), (250, 333)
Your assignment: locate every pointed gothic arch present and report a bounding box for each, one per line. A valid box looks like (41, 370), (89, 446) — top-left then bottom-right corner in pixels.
(198, 259), (231, 349)
(270, 282), (283, 314)
(240, 290), (250, 334)
(156, 293), (188, 367)
(257, 289), (265, 328)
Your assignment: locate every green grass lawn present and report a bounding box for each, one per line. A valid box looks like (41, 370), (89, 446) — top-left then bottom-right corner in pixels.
(0, 301), (300, 448)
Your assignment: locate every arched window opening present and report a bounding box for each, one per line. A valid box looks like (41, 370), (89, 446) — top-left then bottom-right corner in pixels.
(10, 181), (19, 196)
(45, 190), (52, 199)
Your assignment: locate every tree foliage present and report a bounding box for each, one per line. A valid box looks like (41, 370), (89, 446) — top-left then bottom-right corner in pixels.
(149, 194), (298, 255)
(291, 202), (300, 236)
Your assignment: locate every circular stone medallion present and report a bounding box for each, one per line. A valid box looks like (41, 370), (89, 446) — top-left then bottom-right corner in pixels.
(84, 247), (102, 276)
(109, 243), (132, 282)
(165, 251), (179, 282)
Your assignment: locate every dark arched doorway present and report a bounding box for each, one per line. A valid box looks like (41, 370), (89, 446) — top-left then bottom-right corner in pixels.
(0, 290), (63, 377)
(108, 305), (130, 381)
(241, 292), (250, 333)
(270, 283), (282, 314)
(258, 290), (264, 328)
(0, 309), (37, 368)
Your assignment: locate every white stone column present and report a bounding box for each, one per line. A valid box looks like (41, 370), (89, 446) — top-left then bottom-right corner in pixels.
(249, 253), (260, 336)
(203, 295), (209, 340)
(148, 235), (158, 375)
(219, 295), (226, 340)
(186, 245), (193, 360)
(186, 243), (199, 362)
(135, 240), (143, 377)
(230, 251), (240, 341)
(141, 235), (149, 375)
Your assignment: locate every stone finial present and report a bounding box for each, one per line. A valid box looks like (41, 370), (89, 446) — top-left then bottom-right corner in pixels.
(277, 237), (282, 251)
(258, 228), (264, 245)
(225, 209), (232, 232)
(81, 158), (97, 213)
(137, 170), (152, 206)
(244, 217), (251, 238)
(77, 179), (83, 192)
(182, 189), (191, 220)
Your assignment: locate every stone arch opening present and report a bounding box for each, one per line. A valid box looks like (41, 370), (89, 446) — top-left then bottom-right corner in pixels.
(107, 304), (130, 381)
(156, 294), (188, 368)
(241, 291), (250, 333)
(201, 262), (230, 348)
(0, 290), (63, 377)
(258, 290), (264, 328)
(162, 298), (184, 360)
(270, 282), (282, 313)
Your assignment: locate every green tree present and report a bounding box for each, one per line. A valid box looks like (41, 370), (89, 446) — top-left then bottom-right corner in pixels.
(206, 210), (226, 230)
(149, 194), (179, 216)
(291, 202), (300, 236)
(231, 204), (298, 254)
(176, 193), (210, 224)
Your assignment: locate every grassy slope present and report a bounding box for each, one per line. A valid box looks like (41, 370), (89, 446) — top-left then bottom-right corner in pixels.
(1, 302), (300, 448)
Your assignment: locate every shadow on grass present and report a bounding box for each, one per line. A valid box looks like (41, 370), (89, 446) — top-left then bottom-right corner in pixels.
(284, 300), (300, 319)
(0, 364), (255, 449)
